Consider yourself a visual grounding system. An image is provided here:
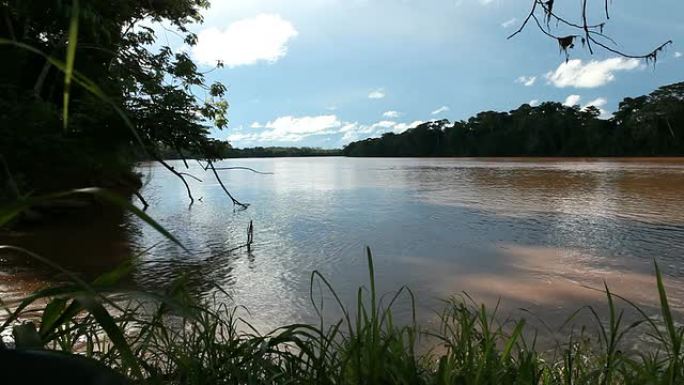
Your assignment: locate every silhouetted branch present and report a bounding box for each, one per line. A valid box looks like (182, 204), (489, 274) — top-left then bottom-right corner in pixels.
(211, 167), (273, 175)
(247, 220), (253, 252)
(510, 0), (673, 63)
(175, 147), (190, 169)
(206, 160), (249, 209)
(150, 152), (195, 204)
(134, 191), (149, 210)
(178, 172), (203, 183)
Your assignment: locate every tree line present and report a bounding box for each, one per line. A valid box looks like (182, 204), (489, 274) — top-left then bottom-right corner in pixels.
(154, 143), (341, 159)
(343, 82), (684, 157)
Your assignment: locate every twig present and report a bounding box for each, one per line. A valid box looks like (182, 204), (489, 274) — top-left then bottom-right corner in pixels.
(247, 220), (253, 252)
(134, 191), (149, 210)
(509, 0), (673, 61)
(211, 167), (273, 175)
(178, 172), (203, 182)
(206, 160), (249, 209)
(150, 152), (195, 204)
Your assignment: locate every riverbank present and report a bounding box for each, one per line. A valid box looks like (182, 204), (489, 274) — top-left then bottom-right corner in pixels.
(1, 249), (682, 385)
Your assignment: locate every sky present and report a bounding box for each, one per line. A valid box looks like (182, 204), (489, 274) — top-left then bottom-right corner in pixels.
(165, 0), (684, 148)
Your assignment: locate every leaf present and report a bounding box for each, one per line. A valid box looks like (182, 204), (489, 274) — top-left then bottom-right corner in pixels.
(13, 322), (43, 349)
(92, 260), (134, 287)
(78, 296), (143, 379)
(502, 319), (525, 361)
(39, 298), (68, 336)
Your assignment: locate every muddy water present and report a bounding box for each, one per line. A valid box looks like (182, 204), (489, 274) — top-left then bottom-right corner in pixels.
(2, 157), (684, 334)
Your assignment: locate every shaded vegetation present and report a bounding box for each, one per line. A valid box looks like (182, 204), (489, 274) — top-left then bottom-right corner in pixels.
(0, 0), (229, 203)
(344, 82), (684, 157)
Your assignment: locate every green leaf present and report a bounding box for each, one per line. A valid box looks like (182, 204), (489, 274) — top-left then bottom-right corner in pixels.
(13, 322), (43, 349)
(502, 319), (525, 361)
(39, 298), (68, 336)
(78, 296), (143, 379)
(92, 260), (134, 287)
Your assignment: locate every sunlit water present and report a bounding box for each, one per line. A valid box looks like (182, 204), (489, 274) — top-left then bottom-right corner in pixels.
(3, 157), (684, 332)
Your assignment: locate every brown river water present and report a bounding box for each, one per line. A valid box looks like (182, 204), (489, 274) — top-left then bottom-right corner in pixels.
(2, 157), (684, 335)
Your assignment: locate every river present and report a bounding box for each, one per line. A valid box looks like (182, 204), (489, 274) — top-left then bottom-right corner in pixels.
(2, 157), (684, 333)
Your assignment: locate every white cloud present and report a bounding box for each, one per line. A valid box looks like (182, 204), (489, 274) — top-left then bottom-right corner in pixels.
(229, 111), (425, 145)
(368, 89), (386, 99)
(263, 115), (341, 141)
(238, 115), (342, 142)
(192, 14), (298, 67)
(515, 75), (537, 87)
(340, 120), (391, 142)
(501, 18), (517, 28)
(431, 106), (450, 115)
(583, 97), (607, 109)
(383, 110), (401, 118)
(563, 94), (582, 107)
(582, 97), (611, 119)
(675, 52), (683, 58)
(545, 57), (640, 88)
(339, 119), (423, 142)
(392, 121), (424, 134)
(528, 99), (540, 107)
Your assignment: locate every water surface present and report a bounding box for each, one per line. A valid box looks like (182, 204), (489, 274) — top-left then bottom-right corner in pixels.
(3, 157), (684, 331)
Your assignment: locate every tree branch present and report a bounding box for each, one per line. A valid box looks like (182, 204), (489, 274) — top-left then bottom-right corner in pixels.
(206, 160), (249, 209)
(149, 151), (195, 205)
(210, 166), (273, 175)
(510, 0), (673, 63)
(134, 191), (149, 210)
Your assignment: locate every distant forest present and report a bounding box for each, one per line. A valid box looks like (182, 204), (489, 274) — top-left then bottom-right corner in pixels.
(157, 145), (341, 160)
(224, 147), (342, 158)
(344, 82), (684, 157)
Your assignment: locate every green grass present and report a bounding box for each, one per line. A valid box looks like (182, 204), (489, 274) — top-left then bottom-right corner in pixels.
(1, 246), (682, 385)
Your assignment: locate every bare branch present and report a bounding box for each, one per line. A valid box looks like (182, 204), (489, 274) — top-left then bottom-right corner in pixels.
(150, 152), (195, 204)
(134, 191), (149, 210)
(510, 0), (673, 62)
(211, 166), (273, 175)
(206, 160), (249, 209)
(178, 172), (203, 182)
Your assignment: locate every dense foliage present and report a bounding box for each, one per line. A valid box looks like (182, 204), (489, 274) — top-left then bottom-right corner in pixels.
(0, 0), (228, 202)
(344, 82), (684, 157)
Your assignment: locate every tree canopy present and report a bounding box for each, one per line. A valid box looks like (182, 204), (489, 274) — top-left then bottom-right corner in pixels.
(0, 0), (228, 202)
(343, 82), (684, 157)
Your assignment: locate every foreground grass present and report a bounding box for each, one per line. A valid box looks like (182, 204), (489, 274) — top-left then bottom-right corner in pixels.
(1, 248), (682, 385)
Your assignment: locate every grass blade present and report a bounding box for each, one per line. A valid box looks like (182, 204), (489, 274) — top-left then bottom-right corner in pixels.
(63, 0), (79, 130)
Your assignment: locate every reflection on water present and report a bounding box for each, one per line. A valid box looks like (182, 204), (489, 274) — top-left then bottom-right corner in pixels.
(2, 157), (684, 331)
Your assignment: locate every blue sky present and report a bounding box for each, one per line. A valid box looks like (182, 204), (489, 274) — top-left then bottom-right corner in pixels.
(175, 0), (684, 148)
